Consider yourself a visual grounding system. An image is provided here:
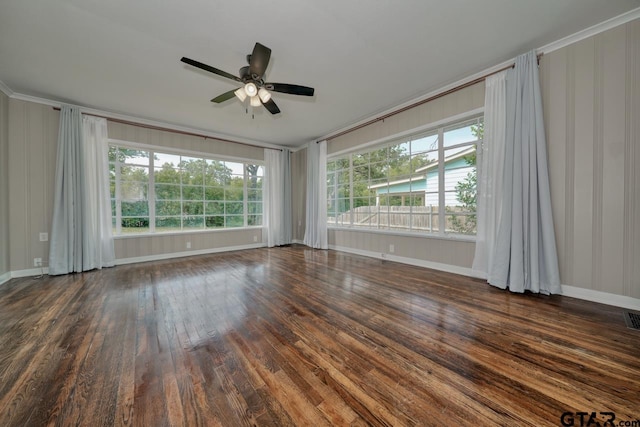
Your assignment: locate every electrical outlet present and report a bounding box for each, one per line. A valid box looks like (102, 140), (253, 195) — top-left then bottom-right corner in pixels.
(389, 244), (395, 253)
(34, 257), (42, 267)
(186, 241), (191, 249)
(253, 235), (258, 242)
(39, 232), (48, 242)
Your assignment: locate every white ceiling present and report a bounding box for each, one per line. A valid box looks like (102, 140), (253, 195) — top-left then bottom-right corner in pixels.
(1, 1), (638, 147)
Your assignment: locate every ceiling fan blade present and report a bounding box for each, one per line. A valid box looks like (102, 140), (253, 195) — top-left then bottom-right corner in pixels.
(181, 57), (241, 82)
(266, 83), (315, 96)
(249, 43), (271, 78)
(262, 98), (281, 115)
(211, 89), (237, 103)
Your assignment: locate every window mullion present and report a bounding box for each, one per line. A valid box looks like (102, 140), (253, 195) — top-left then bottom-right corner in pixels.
(243, 164), (248, 227)
(349, 155), (354, 226)
(438, 128), (445, 236)
(115, 151), (122, 235)
(149, 151), (155, 233)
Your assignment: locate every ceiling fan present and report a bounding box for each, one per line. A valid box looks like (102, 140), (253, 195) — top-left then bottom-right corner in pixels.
(181, 42), (315, 115)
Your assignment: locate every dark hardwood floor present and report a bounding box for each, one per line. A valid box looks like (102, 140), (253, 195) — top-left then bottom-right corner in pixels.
(0, 245), (638, 426)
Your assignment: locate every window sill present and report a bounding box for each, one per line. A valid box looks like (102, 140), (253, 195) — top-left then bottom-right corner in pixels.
(113, 226), (263, 239)
(327, 226), (476, 243)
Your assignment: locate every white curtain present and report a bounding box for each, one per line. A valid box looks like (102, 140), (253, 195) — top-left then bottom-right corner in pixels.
(263, 148), (292, 247)
(303, 140), (328, 249)
(474, 51), (561, 294)
(49, 107), (115, 275)
(81, 115), (115, 270)
(472, 71), (507, 280)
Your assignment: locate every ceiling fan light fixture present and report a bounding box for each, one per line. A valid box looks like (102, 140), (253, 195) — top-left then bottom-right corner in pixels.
(244, 82), (258, 97)
(258, 88), (271, 103)
(234, 87), (247, 102)
(250, 96), (261, 107)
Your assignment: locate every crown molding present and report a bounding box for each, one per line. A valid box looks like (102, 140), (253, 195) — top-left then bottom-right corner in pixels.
(0, 79), (14, 97)
(540, 6), (640, 55)
(319, 7), (640, 143)
(9, 92), (287, 151)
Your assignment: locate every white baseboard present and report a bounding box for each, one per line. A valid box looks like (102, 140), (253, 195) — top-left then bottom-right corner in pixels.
(329, 244), (474, 277)
(114, 243), (266, 266)
(291, 239), (304, 245)
(11, 267), (49, 278)
(0, 271), (11, 286)
(329, 245), (640, 310)
(561, 285), (640, 311)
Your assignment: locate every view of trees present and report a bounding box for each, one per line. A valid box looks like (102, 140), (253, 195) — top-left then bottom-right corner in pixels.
(328, 118), (483, 235)
(109, 147), (262, 233)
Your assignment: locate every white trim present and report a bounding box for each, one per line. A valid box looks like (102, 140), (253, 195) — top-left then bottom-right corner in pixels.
(327, 108), (484, 158)
(108, 138), (265, 164)
(329, 246), (640, 310)
(330, 244), (474, 277)
(0, 79), (13, 97)
(321, 8), (640, 147)
(0, 272), (11, 286)
(113, 226), (264, 240)
(114, 242), (266, 265)
(539, 7), (640, 55)
(561, 284), (640, 311)
(328, 226), (477, 243)
(292, 239), (304, 244)
(9, 93), (286, 151)
(11, 267), (49, 278)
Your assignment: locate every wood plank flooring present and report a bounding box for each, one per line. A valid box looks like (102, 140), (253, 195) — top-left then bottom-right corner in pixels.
(0, 245), (638, 426)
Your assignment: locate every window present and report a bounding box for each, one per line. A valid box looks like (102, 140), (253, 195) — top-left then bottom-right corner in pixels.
(109, 144), (263, 235)
(327, 116), (482, 236)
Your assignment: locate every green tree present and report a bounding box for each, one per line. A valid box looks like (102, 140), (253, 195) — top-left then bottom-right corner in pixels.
(449, 121), (483, 234)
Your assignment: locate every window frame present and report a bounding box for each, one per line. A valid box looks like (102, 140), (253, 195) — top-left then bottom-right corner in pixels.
(109, 139), (264, 236)
(326, 113), (482, 240)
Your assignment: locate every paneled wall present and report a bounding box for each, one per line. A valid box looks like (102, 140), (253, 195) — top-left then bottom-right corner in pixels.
(291, 147), (307, 242)
(0, 91), (9, 279)
(324, 83), (485, 270)
(6, 99), (267, 271)
(541, 18), (640, 299)
(7, 100), (58, 272)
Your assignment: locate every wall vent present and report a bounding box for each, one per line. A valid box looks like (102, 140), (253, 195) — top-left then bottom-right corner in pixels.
(623, 311), (640, 331)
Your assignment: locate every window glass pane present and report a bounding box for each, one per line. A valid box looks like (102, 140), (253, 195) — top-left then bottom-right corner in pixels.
(205, 187), (224, 200)
(205, 160), (230, 186)
(444, 120), (480, 148)
(155, 183), (181, 200)
(181, 157), (205, 185)
(205, 201), (224, 215)
(183, 215), (204, 229)
(155, 165), (180, 184)
(248, 215), (262, 226)
(247, 202), (262, 215)
(443, 146), (477, 234)
(156, 152), (181, 168)
(183, 201), (204, 215)
(119, 149), (150, 166)
(156, 200), (181, 216)
(247, 188), (262, 202)
(205, 216), (225, 228)
(225, 185), (243, 201)
(182, 185), (204, 200)
(225, 216), (244, 228)
(411, 133), (438, 154)
(226, 202), (244, 215)
(156, 216), (181, 231)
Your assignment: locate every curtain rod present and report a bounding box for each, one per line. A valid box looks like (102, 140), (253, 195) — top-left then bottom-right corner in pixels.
(321, 53), (542, 143)
(52, 107), (282, 151)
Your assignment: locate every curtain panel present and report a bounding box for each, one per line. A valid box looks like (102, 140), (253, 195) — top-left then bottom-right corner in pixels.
(49, 107), (115, 275)
(264, 148), (292, 247)
(473, 51), (561, 294)
(303, 140), (328, 249)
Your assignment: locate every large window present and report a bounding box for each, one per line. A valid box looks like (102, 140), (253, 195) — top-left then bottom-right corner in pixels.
(327, 116), (482, 236)
(109, 144), (263, 235)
